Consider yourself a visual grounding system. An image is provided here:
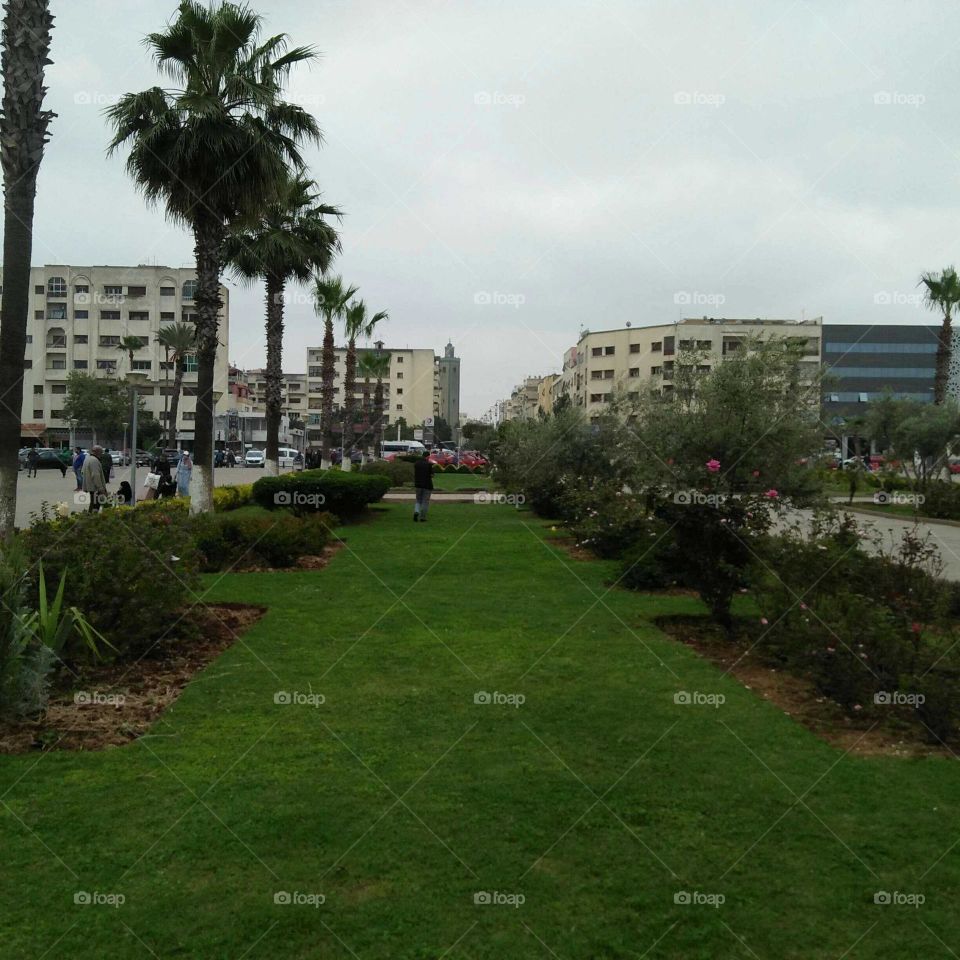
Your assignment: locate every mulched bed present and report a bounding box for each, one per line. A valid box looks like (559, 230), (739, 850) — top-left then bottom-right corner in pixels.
(657, 614), (951, 758)
(227, 542), (345, 573)
(0, 603), (265, 755)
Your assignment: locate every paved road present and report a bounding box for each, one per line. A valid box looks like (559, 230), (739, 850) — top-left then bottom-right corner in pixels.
(11, 465), (282, 528)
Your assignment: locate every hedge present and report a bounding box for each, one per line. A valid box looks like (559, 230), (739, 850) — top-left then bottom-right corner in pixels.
(252, 470), (391, 516)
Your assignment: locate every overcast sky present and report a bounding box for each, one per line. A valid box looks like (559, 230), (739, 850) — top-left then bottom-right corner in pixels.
(27, 0), (960, 417)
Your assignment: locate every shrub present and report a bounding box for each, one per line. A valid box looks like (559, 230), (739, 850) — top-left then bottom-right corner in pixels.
(618, 521), (687, 590)
(251, 470), (391, 517)
(917, 481), (960, 520)
(191, 509), (335, 571)
(19, 506), (201, 660)
(361, 459), (414, 486)
(213, 483), (254, 512)
(562, 480), (651, 559)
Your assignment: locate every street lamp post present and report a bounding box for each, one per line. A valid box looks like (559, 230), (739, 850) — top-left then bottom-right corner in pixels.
(211, 390), (223, 481)
(68, 418), (77, 452)
(127, 373), (148, 506)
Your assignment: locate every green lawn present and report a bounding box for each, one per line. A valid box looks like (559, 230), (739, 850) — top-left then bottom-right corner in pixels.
(431, 471), (492, 491)
(2, 503), (959, 958)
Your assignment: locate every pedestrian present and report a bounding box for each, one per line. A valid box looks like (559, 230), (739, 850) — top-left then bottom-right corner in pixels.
(413, 450), (434, 522)
(26, 447), (38, 478)
(177, 451), (193, 497)
(98, 446), (112, 484)
(82, 444), (107, 512)
(117, 480), (133, 506)
(72, 446), (85, 491)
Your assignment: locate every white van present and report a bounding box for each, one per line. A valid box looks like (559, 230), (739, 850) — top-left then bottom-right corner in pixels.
(380, 440), (426, 458)
(277, 447), (300, 467)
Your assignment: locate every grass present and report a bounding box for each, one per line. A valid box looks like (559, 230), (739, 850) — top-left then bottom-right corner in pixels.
(2, 503), (960, 958)
(432, 471), (492, 491)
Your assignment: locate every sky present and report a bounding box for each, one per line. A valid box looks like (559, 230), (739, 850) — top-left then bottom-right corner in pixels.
(25, 0), (960, 418)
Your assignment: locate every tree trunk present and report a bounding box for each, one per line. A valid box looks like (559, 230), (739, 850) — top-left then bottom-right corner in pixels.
(374, 378), (384, 457)
(0, 0), (55, 538)
(934, 310), (952, 404)
(168, 363), (185, 449)
(188, 215), (224, 514)
(263, 272), (284, 477)
(320, 314), (335, 468)
(342, 336), (356, 472)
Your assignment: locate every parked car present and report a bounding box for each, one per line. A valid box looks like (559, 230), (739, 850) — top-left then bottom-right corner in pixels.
(245, 448), (265, 467)
(24, 448), (70, 473)
(110, 450), (132, 467)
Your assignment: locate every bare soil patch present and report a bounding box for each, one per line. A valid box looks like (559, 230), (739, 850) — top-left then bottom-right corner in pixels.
(0, 603), (265, 754)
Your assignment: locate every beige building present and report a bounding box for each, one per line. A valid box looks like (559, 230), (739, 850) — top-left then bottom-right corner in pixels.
(303, 344), (442, 448)
(6, 265), (230, 446)
(244, 369), (308, 420)
(552, 317), (822, 417)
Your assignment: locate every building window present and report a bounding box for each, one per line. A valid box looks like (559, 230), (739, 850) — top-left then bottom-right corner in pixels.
(73, 360), (86, 369)
(127, 286), (147, 297)
(103, 285), (123, 297)
(629, 368), (640, 377)
(183, 411), (196, 421)
(651, 341), (662, 352)
(75, 310), (88, 320)
(604, 346), (615, 355)
(160, 312), (175, 321)
(34, 285), (44, 295)
(629, 343), (640, 354)
(160, 286), (175, 297)
(51, 384), (66, 394)
(33, 385), (43, 394)
(396, 403), (403, 411)
(46, 358), (66, 370)
(50, 409), (64, 419)
(590, 393), (605, 403)
(33, 409), (43, 419)
(859, 392), (868, 402)
(697, 365), (711, 373)
(591, 346), (602, 357)
(651, 366), (663, 375)
(34, 310), (44, 320)
(100, 311), (120, 321)
(23, 360), (31, 369)
(25, 335), (31, 344)
(396, 355), (403, 363)
(47, 277), (67, 297)
(74, 284), (89, 294)
(96, 360), (117, 371)
(591, 370), (604, 380)
(99, 335), (121, 346)
(396, 372), (403, 379)
(396, 388), (403, 395)
(182, 279), (198, 300)
(604, 369), (614, 379)
(128, 311), (149, 322)
(47, 304), (67, 320)
(183, 354), (198, 372)
(679, 339), (693, 350)
(696, 340), (713, 350)
(131, 360), (151, 371)
(663, 337), (675, 353)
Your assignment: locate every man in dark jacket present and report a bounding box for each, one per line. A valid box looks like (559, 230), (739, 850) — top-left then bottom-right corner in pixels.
(413, 451), (433, 522)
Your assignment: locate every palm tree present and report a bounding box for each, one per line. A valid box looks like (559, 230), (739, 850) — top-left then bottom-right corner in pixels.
(920, 266), (960, 404)
(224, 174), (341, 475)
(313, 275), (358, 467)
(116, 335), (144, 372)
(341, 300), (388, 470)
(107, 1), (320, 512)
(156, 322), (196, 448)
(0, 0), (55, 538)
(358, 346), (391, 460)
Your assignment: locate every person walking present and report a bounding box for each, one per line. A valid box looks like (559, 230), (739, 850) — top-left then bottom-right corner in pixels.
(82, 444), (107, 512)
(98, 447), (113, 484)
(72, 446), (85, 491)
(25, 447), (38, 478)
(176, 451), (193, 497)
(413, 450), (434, 522)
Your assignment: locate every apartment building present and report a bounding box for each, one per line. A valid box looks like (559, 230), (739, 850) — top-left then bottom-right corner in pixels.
(244, 369), (308, 420)
(555, 317), (822, 417)
(5, 264), (231, 446)
(302, 342), (460, 448)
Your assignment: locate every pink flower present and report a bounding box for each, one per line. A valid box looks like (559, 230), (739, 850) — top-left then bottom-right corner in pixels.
(911, 622), (922, 634)
(799, 602), (807, 610)
(853, 704), (862, 711)
(752, 470), (760, 477)
(764, 489), (778, 499)
(760, 617), (769, 625)
(706, 459), (721, 473)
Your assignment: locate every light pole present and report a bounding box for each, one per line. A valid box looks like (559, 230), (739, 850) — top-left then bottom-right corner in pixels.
(68, 418), (77, 452)
(127, 373), (148, 505)
(122, 421), (128, 466)
(211, 390), (223, 481)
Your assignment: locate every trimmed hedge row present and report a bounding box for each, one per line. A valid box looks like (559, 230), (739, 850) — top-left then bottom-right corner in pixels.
(252, 470), (391, 516)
